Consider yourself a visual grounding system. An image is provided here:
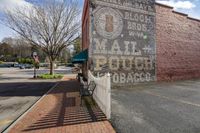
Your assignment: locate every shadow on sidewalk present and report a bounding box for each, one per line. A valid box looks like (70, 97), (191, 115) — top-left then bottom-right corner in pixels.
(0, 82), (55, 97)
(23, 80), (107, 131)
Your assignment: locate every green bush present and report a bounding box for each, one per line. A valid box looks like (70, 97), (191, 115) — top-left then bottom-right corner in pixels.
(0, 61), (3, 64)
(17, 58), (34, 64)
(25, 58), (34, 64)
(38, 74), (63, 79)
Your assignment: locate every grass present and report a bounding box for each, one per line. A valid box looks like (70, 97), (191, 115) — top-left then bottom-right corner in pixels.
(38, 73), (64, 79)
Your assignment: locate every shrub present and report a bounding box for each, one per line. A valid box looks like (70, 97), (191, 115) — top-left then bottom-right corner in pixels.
(37, 73), (63, 79)
(17, 58), (34, 64)
(25, 58), (34, 64)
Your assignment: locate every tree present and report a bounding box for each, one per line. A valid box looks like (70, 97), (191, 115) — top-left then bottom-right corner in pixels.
(13, 38), (32, 58)
(0, 42), (13, 61)
(58, 48), (71, 64)
(73, 37), (81, 56)
(0, 42), (13, 56)
(1, 37), (36, 61)
(1, 0), (80, 75)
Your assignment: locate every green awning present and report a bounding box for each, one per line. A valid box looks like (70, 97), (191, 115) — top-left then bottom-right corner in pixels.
(72, 49), (88, 64)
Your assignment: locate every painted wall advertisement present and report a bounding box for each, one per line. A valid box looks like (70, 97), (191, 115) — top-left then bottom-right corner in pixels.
(89, 0), (156, 85)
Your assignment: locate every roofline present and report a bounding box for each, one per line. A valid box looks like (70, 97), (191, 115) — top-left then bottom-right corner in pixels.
(155, 2), (173, 9)
(156, 2), (200, 22)
(187, 16), (200, 22)
(172, 10), (188, 17)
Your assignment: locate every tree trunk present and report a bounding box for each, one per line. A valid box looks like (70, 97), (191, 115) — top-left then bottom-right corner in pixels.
(50, 60), (54, 75)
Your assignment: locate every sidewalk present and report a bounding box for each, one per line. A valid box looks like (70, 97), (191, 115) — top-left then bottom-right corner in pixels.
(7, 77), (115, 133)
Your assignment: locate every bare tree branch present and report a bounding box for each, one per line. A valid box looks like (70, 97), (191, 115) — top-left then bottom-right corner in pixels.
(0, 0), (81, 74)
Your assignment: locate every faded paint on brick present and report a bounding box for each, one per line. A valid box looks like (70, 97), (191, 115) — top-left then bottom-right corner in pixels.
(88, 0), (156, 85)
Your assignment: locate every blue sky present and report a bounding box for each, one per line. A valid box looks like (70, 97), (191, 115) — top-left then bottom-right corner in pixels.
(157, 0), (200, 18)
(0, 0), (199, 41)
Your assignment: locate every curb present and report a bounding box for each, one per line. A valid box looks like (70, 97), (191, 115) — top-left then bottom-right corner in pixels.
(2, 81), (60, 133)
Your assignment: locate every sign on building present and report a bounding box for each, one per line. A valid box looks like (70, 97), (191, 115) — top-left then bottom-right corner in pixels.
(89, 0), (156, 85)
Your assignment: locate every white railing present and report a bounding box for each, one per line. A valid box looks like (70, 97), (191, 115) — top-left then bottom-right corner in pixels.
(88, 71), (111, 119)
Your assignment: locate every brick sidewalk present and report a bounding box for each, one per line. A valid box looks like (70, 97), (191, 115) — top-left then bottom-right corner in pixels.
(8, 77), (115, 133)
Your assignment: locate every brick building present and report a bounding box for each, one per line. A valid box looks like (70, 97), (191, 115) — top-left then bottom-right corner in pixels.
(156, 3), (200, 81)
(81, 0), (200, 86)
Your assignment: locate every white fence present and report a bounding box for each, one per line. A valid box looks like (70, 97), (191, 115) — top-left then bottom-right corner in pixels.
(88, 71), (111, 119)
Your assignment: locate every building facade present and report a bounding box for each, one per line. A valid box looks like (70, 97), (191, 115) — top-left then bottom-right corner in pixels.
(156, 3), (200, 81)
(82, 0), (200, 86)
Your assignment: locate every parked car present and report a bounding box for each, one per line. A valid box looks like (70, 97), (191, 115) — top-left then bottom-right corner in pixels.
(0, 64), (12, 68)
(19, 64), (33, 69)
(40, 63), (49, 67)
(14, 64), (21, 68)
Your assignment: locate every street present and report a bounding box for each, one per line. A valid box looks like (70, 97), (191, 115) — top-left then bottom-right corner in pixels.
(0, 67), (71, 132)
(0, 67), (72, 82)
(111, 80), (200, 133)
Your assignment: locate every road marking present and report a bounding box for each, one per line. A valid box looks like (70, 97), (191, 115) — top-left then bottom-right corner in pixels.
(0, 119), (12, 126)
(144, 90), (200, 107)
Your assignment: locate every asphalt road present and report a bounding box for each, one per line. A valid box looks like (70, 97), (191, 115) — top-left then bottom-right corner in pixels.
(0, 68), (65, 132)
(0, 67), (72, 82)
(111, 79), (200, 133)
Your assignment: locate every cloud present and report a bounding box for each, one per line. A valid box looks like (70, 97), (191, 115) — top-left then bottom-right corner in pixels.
(0, 0), (32, 12)
(156, 0), (196, 9)
(186, 10), (200, 19)
(55, 0), (64, 2)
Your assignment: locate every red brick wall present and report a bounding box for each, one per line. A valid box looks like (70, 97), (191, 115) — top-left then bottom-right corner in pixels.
(82, 0), (90, 77)
(82, 0), (89, 50)
(156, 3), (200, 81)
